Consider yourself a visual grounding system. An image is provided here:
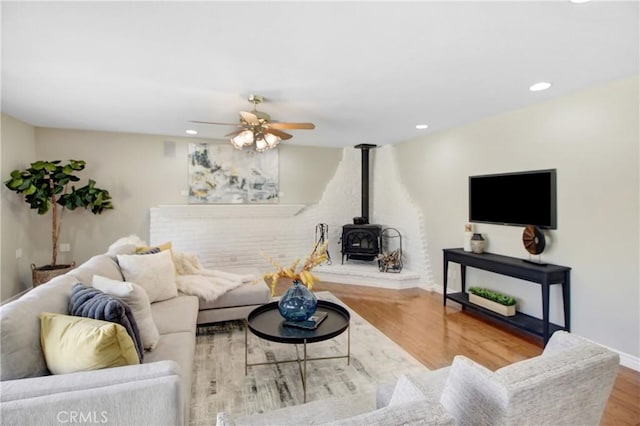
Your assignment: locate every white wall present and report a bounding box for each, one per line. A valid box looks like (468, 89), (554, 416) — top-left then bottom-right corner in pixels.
(395, 76), (639, 360)
(1, 114), (36, 300)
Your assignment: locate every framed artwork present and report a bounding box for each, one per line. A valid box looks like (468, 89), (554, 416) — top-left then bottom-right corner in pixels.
(188, 143), (279, 204)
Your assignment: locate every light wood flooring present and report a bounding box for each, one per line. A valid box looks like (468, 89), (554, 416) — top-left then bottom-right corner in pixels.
(273, 280), (640, 426)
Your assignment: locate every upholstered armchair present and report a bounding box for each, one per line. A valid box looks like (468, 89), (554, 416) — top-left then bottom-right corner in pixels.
(217, 331), (619, 425)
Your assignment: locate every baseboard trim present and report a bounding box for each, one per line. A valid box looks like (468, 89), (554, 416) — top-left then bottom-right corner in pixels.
(614, 349), (639, 371)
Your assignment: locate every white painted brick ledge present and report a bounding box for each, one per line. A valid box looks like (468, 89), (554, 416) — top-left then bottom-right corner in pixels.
(152, 204), (306, 218)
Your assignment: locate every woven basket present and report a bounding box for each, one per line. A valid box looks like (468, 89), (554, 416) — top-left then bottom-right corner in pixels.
(31, 262), (75, 287)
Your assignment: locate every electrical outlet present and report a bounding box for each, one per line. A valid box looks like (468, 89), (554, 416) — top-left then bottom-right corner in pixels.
(180, 189), (189, 196)
(60, 243), (71, 252)
(16, 248), (22, 259)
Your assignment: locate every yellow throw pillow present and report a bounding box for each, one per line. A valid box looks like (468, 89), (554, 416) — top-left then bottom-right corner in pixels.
(40, 312), (140, 375)
(135, 241), (172, 254)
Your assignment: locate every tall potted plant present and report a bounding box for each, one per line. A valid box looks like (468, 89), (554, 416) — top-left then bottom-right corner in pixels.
(4, 160), (114, 285)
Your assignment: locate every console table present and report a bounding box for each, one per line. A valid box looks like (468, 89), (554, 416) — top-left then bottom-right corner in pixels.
(443, 248), (571, 344)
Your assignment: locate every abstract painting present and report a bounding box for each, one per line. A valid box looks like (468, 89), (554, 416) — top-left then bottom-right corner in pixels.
(188, 143), (278, 204)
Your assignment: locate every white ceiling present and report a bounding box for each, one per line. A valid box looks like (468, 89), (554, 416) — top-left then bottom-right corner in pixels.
(2, 1), (638, 148)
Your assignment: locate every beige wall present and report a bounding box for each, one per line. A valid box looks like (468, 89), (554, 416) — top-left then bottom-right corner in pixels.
(1, 114), (37, 300)
(29, 129), (341, 276)
(395, 76), (639, 359)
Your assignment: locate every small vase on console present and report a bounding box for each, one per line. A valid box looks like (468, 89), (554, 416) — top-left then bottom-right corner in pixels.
(278, 280), (318, 321)
(470, 233), (486, 254)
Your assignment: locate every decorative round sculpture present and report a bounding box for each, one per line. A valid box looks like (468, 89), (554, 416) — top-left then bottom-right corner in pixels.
(522, 225), (546, 255)
(278, 280), (318, 321)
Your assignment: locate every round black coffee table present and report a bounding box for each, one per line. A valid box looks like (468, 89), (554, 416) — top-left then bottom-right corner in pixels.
(245, 300), (351, 402)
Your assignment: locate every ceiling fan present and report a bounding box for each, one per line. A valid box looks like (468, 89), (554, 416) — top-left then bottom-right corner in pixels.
(191, 94), (315, 152)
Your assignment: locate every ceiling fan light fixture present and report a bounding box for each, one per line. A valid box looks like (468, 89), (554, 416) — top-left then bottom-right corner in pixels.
(230, 129), (254, 149)
(255, 136), (269, 152)
(197, 93), (313, 152)
(264, 132), (281, 148)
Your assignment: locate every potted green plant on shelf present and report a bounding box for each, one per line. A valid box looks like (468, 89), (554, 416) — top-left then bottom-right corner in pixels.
(468, 286), (517, 316)
(4, 160), (114, 286)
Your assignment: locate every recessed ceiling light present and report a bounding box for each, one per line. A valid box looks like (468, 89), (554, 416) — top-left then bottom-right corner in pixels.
(570, 0), (591, 4)
(415, 124), (429, 130)
(186, 129), (198, 135)
(529, 82), (552, 92)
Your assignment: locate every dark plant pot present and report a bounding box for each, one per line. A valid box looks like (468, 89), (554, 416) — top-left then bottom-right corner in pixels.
(32, 262), (75, 287)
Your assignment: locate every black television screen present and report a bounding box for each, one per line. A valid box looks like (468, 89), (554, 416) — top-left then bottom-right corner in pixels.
(469, 169), (557, 229)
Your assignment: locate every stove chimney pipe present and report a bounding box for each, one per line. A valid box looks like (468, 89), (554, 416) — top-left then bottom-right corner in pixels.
(354, 144), (377, 224)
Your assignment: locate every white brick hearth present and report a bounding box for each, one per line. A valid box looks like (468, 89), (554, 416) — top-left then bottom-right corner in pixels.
(150, 145), (435, 290)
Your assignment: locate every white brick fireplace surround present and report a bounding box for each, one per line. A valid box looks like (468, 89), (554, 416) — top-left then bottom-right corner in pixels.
(150, 146), (435, 290)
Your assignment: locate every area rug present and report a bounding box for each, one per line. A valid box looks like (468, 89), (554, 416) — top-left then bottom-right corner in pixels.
(190, 291), (429, 425)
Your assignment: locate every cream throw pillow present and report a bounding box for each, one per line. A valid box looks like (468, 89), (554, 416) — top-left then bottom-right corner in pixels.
(92, 275), (160, 351)
(117, 250), (177, 302)
(40, 312), (140, 375)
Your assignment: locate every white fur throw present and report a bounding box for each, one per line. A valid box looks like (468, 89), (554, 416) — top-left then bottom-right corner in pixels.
(107, 235), (148, 256)
(173, 252), (256, 302)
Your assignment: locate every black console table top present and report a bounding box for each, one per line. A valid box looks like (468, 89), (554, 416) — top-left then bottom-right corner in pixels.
(443, 248), (571, 345)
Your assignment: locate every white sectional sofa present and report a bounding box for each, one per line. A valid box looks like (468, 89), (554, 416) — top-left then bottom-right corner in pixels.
(0, 251), (270, 426)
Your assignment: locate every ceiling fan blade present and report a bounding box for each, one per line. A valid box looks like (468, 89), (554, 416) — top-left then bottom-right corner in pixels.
(266, 128), (293, 140)
(239, 111), (260, 125)
(224, 128), (248, 138)
(190, 120), (241, 126)
(267, 122), (315, 130)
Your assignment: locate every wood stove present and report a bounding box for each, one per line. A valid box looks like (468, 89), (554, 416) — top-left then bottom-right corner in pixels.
(341, 224), (381, 263)
(341, 144), (381, 263)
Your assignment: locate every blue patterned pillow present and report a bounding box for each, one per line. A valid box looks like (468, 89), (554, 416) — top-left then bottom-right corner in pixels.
(69, 283), (144, 362)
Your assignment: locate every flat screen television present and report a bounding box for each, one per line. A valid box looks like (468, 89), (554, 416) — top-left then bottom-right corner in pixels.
(469, 169), (557, 229)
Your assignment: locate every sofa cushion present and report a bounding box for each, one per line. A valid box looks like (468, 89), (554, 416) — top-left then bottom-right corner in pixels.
(323, 399), (454, 426)
(69, 283), (144, 362)
(117, 250), (178, 302)
(198, 281), (270, 310)
(93, 275), (160, 351)
(144, 330), (196, 423)
(151, 295), (199, 335)
(439, 355), (505, 426)
(405, 367), (451, 401)
(40, 312), (139, 375)
(68, 254), (124, 285)
(0, 274), (78, 380)
(388, 374), (427, 406)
